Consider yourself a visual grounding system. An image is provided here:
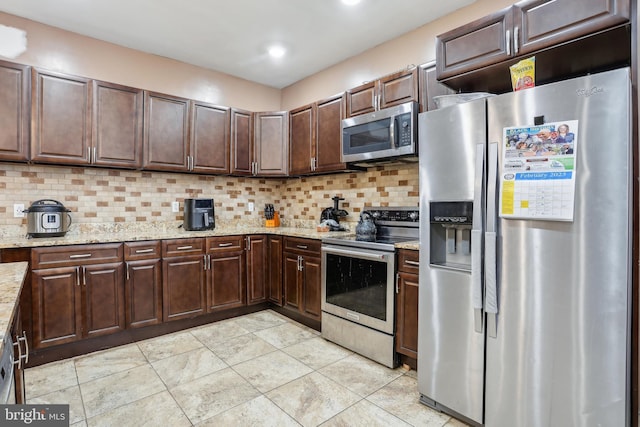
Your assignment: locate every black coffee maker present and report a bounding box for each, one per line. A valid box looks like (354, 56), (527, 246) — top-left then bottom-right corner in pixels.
(183, 198), (215, 231)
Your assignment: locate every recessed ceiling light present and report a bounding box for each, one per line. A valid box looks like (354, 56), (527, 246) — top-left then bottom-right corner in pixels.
(342, 0), (361, 5)
(268, 45), (286, 58)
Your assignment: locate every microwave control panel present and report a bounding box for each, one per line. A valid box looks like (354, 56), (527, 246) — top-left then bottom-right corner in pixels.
(397, 112), (413, 147)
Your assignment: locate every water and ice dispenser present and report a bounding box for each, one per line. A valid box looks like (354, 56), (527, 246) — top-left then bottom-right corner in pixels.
(429, 201), (474, 271)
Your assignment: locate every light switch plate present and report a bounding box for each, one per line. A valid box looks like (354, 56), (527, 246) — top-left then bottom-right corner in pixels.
(248, 202), (254, 212)
(171, 201), (180, 212)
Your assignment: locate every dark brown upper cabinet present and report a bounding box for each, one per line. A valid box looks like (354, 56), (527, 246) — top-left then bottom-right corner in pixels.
(93, 80), (144, 168)
(418, 61), (456, 112)
(0, 60), (30, 162)
(254, 111), (288, 176)
(31, 68), (92, 165)
(190, 101), (230, 174)
(230, 108), (254, 176)
(346, 68), (418, 117)
(436, 0), (631, 82)
(143, 91), (190, 172)
(289, 93), (347, 176)
(288, 103), (315, 176)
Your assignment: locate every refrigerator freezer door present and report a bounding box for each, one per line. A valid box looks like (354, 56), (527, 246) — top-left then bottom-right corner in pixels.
(485, 68), (631, 426)
(418, 99), (487, 424)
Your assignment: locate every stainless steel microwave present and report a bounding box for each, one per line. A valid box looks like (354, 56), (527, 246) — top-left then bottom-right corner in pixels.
(341, 101), (418, 164)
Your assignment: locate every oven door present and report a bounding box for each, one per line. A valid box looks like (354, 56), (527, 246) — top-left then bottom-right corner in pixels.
(321, 244), (396, 335)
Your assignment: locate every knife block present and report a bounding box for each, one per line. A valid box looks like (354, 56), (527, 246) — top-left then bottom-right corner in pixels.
(265, 212), (280, 227)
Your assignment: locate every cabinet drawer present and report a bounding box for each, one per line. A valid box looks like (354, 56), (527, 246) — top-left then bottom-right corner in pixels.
(398, 249), (420, 275)
(31, 243), (123, 269)
(124, 241), (161, 260)
(284, 237), (321, 255)
(207, 235), (244, 254)
(162, 238), (205, 257)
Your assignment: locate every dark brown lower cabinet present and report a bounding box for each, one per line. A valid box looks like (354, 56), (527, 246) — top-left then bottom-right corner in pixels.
(283, 237), (322, 322)
(395, 249), (419, 359)
(124, 241), (162, 328)
(207, 236), (246, 311)
(246, 235), (268, 305)
(267, 235), (283, 306)
(30, 243), (125, 349)
(162, 239), (206, 322)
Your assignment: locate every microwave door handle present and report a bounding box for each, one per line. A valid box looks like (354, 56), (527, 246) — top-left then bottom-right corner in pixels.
(390, 117), (397, 147)
(203, 212), (209, 227)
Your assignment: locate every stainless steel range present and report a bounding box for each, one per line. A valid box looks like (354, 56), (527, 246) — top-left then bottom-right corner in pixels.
(321, 207), (419, 368)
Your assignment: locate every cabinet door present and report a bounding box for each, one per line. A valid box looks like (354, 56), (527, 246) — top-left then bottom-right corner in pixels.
(92, 80), (143, 168)
(209, 250), (245, 311)
(83, 262), (125, 338)
(283, 252), (301, 310)
(395, 271), (419, 358)
(378, 68), (419, 109)
(125, 259), (162, 328)
(301, 255), (322, 321)
(254, 111), (288, 176)
(418, 62), (456, 112)
(436, 7), (513, 80)
(314, 93), (346, 173)
(191, 101), (230, 174)
(268, 236), (283, 306)
(31, 68), (92, 164)
(515, 0), (630, 55)
(0, 60), (29, 162)
(143, 91), (190, 171)
(247, 235), (267, 305)
(162, 255), (206, 321)
(31, 266), (82, 349)
(346, 81), (376, 117)
(289, 104), (314, 176)
(230, 108), (253, 175)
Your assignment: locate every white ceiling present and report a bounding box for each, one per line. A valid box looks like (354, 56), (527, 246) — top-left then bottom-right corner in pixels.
(0, 0), (475, 89)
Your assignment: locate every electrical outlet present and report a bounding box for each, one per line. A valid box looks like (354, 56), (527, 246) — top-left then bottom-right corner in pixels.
(13, 203), (25, 218)
(248, 202), (254, 212)
(171, 201), (180, 213)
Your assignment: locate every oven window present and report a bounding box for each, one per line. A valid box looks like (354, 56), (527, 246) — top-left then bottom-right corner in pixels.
(325, 253), (388, 321)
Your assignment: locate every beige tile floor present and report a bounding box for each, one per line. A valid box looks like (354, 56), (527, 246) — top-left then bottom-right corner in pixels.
(25, 310), (469, 427)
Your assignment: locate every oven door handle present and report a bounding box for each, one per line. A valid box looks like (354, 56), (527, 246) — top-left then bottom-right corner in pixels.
(322, 246), (388, 262)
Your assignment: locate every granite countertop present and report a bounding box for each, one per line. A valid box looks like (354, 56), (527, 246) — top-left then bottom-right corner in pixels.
(0, 262), (28, 355)
(395, 240), (420, 251)
(0, 226), (354, 250)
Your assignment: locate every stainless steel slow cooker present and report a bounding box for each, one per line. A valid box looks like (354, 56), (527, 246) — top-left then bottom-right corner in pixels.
(24, 199), (72, 238)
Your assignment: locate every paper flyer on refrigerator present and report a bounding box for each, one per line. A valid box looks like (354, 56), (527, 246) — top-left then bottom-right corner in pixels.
(499, 120), (578, 221)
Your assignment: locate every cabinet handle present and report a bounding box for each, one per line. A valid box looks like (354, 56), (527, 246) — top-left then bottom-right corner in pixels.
(177, 245), (193, 250)
(310, 157), (314, 171)
(13, 338), (23, 370)
(299, 255), (304, 271)
(93, 147), (97, 164)
(505, 29), (511, 56)
(246, 236), (250, 251)
(82, 266), (87, 286)
(218, 242), (233, 247)
(135, 248), (154, 254)
(513, 26), (519, 54)
(126, 262), (130, 280)
(395, 273), (400, 294)
(76, 266), (81, 287)
(404, 260), (420, 267)
(21, 331), (28, 366)
(296, 245), (308, 249)
(70, 253), (92, 259)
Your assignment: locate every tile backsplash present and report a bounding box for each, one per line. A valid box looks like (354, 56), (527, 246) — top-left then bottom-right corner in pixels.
(0, 163), (418, 236)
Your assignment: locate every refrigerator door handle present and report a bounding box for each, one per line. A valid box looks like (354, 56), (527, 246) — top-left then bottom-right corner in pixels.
(471, 142), (485, 333)
(485, 141), (499, 338)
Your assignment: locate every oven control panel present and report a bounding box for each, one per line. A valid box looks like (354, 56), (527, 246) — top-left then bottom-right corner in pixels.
(367, 208), (419, 224)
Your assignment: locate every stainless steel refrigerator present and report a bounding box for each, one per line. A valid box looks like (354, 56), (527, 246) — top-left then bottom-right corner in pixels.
(417, 67), (632, 426)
